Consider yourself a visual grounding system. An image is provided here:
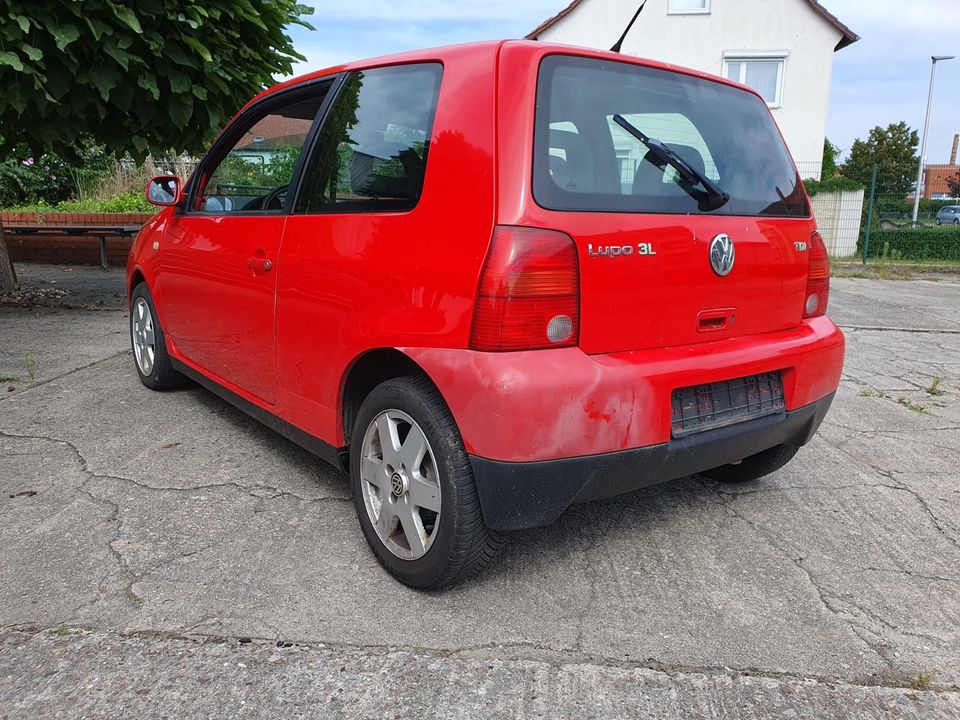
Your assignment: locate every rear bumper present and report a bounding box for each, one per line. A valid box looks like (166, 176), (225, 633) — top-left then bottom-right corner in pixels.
(403, 316), (845, 462)
(471, 393), (834, 531)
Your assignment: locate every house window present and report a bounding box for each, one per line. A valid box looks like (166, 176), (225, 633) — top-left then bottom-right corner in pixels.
(668, 0), (709, 13)
(724, 56), (785, 107)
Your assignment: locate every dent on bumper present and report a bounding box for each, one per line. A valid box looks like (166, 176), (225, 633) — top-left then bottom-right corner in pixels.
(404, 316), (845, 463)
(470, 393), (835, 531)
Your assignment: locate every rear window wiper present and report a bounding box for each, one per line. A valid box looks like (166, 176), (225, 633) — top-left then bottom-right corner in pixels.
(612, 114), (730, 212)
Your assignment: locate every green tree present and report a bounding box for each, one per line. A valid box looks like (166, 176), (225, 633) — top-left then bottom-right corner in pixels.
(842, 122), (920, 196)
(821, 138), (840, 179)
(0, 0), (313, 293)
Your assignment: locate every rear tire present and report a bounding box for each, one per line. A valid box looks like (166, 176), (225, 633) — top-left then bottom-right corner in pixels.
(130, 282), (187, 391)
(350, 375), (503, 589)
(699, 443), (800, 483)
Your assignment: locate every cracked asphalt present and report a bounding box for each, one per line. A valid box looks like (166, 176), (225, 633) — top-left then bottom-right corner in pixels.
(1, 264), (959, 718)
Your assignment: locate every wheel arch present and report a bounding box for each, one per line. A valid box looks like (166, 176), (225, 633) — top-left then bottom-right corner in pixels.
(339, 348), (438, 446)
(128, 267), (147, 301)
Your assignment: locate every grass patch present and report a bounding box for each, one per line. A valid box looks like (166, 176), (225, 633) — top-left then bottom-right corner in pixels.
(0, 375), (17, 383)
(49, 627), (84, 637)
(911, 671), (936, 690)
(832, 265), (916, 280)
(24, 355), (36, 381)
(926, 377), (946, 397)
(859, 388), (887, 398)
(896, 396), (927, 414)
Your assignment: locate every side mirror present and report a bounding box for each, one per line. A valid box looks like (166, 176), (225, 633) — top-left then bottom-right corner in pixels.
(146, 175), (182, 207)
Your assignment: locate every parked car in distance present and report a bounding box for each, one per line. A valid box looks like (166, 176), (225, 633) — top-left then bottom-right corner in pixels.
(129, 41), (845, 589)
(935, 206), (960, 225)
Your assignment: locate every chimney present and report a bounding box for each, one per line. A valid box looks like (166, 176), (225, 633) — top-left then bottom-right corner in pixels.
(952, 134), (959, 165)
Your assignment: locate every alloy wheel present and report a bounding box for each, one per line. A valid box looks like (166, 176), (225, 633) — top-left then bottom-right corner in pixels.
(132, 297), (156, 376)
(359, 409), (442, 560)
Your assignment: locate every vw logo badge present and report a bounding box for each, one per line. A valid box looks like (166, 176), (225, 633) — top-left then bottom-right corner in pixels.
(709, 234), (736, 277)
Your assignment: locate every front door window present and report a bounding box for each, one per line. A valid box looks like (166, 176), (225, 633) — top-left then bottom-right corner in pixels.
(198, 93), (328, 213)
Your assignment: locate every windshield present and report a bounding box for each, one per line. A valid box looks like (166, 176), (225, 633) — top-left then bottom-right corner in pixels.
(533, 55), (809, 218)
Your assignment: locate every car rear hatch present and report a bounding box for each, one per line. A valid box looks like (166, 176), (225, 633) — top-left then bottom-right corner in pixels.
(526, 53), (814, 355)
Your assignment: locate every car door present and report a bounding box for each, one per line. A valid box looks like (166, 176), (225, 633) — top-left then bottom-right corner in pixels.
(274, 64), (447, 436)
(161, 81), (334, 404)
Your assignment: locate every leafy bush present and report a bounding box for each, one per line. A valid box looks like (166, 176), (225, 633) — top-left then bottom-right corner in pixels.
(4, 191), (152, 213)
(0, 151), (74, 206)
(0, 142), (113, 206)
(858, 226), (960, 262)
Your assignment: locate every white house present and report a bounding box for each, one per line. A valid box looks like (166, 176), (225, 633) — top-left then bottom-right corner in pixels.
(527, 0), (858, 178)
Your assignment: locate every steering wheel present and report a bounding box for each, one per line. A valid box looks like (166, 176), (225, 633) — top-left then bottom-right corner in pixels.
(263, 184), (289, 211)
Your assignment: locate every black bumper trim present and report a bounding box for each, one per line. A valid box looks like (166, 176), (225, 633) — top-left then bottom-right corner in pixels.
(470, 393), (835, 531)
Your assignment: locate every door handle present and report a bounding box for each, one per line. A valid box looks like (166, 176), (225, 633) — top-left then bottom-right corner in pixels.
(245, 257), (273, 273)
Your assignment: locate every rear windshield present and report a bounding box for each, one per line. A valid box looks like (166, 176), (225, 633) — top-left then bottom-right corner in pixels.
(533, 55), (809, 218)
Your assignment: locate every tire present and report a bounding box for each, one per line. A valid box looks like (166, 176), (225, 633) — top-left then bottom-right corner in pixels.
(699, 443), (800, 484)
(350, 375), (503, 589)
(130, 282), (187, 391)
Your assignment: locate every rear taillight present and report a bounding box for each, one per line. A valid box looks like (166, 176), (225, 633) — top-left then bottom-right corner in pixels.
(803, 230), (830, 318)
(470, 226), (580, 352)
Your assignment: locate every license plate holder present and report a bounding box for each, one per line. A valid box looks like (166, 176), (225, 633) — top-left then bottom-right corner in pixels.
(670, 372), (785, 439)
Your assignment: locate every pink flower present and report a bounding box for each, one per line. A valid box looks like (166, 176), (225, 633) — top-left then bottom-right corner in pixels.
(22, 157), (34, 166)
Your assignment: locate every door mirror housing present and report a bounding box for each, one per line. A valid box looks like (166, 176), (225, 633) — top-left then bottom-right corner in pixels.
(146, 176), (183, 207)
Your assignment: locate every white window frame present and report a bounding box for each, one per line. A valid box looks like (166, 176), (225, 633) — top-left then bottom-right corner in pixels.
(723, 52), (787, 109)
(668, 0), (710, 15)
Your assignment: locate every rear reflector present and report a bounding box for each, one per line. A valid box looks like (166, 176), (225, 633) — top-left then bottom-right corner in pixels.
(470, 226), (579, 351)
(803, 231), (830, 318)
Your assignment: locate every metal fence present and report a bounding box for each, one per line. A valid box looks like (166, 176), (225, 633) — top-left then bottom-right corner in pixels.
(797, 160), (960, 265)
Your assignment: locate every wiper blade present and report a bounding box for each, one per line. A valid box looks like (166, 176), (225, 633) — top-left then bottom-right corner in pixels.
(612, 114), (730, 212)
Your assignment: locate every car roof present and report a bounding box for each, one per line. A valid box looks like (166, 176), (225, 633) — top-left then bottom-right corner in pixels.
(235, 39), (768, 117)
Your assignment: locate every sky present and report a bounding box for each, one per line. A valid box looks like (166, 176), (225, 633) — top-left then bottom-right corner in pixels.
(286, 0), (960, 163)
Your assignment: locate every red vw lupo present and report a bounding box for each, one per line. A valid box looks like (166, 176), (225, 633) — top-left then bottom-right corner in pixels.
(129, 41), (844, 588)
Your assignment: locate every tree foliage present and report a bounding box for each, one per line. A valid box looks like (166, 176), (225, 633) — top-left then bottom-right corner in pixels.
(947, 172), (960, 199)
(0, 1), (314, 160)
(843, 122), (920, 196)
(821, 138), (840, 179)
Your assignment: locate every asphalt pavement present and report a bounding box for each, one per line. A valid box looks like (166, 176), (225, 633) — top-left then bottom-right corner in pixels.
(1, 264), (958, 718)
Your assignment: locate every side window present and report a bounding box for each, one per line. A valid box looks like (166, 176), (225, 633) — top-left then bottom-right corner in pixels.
(197, 90), (329, 213)
(296, 64), (443, 214)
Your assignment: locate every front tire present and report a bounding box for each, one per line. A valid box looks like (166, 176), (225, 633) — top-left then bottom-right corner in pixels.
(130, 282), (186, 391)
(699, 443), (800, 483)
(350, 376), (503, 589)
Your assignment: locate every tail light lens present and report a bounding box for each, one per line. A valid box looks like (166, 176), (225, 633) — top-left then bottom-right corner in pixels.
(803, 230), (830, 318)
(470, 226), (580, 351)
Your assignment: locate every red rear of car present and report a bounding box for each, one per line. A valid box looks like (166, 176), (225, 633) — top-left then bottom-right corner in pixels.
(128, 41), (844, 588)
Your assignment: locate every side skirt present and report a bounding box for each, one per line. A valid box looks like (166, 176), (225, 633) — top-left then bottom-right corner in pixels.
(170, 359), (349, 472)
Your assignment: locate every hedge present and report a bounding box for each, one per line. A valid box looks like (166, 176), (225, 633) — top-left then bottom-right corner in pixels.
(857, 226), (960, 262)
(803, 176), (862, 196)
(871, 198), (957, 216)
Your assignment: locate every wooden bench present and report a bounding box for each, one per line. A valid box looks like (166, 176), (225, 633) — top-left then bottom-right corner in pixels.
(2, 225), (141, 269)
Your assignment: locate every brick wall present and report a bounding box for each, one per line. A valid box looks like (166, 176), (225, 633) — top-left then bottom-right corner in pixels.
(0, 212), (153, 265)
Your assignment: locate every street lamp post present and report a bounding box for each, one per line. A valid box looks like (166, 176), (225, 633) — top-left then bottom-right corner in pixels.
(912, 55), (955, 225)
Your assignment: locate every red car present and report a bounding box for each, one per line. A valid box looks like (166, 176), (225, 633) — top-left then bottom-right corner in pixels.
(129, 41), (844, 588)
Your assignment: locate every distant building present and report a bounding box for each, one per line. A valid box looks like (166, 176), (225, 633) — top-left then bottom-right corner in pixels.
(527, 0), (858, 178)
(920, 134), (960, 200)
